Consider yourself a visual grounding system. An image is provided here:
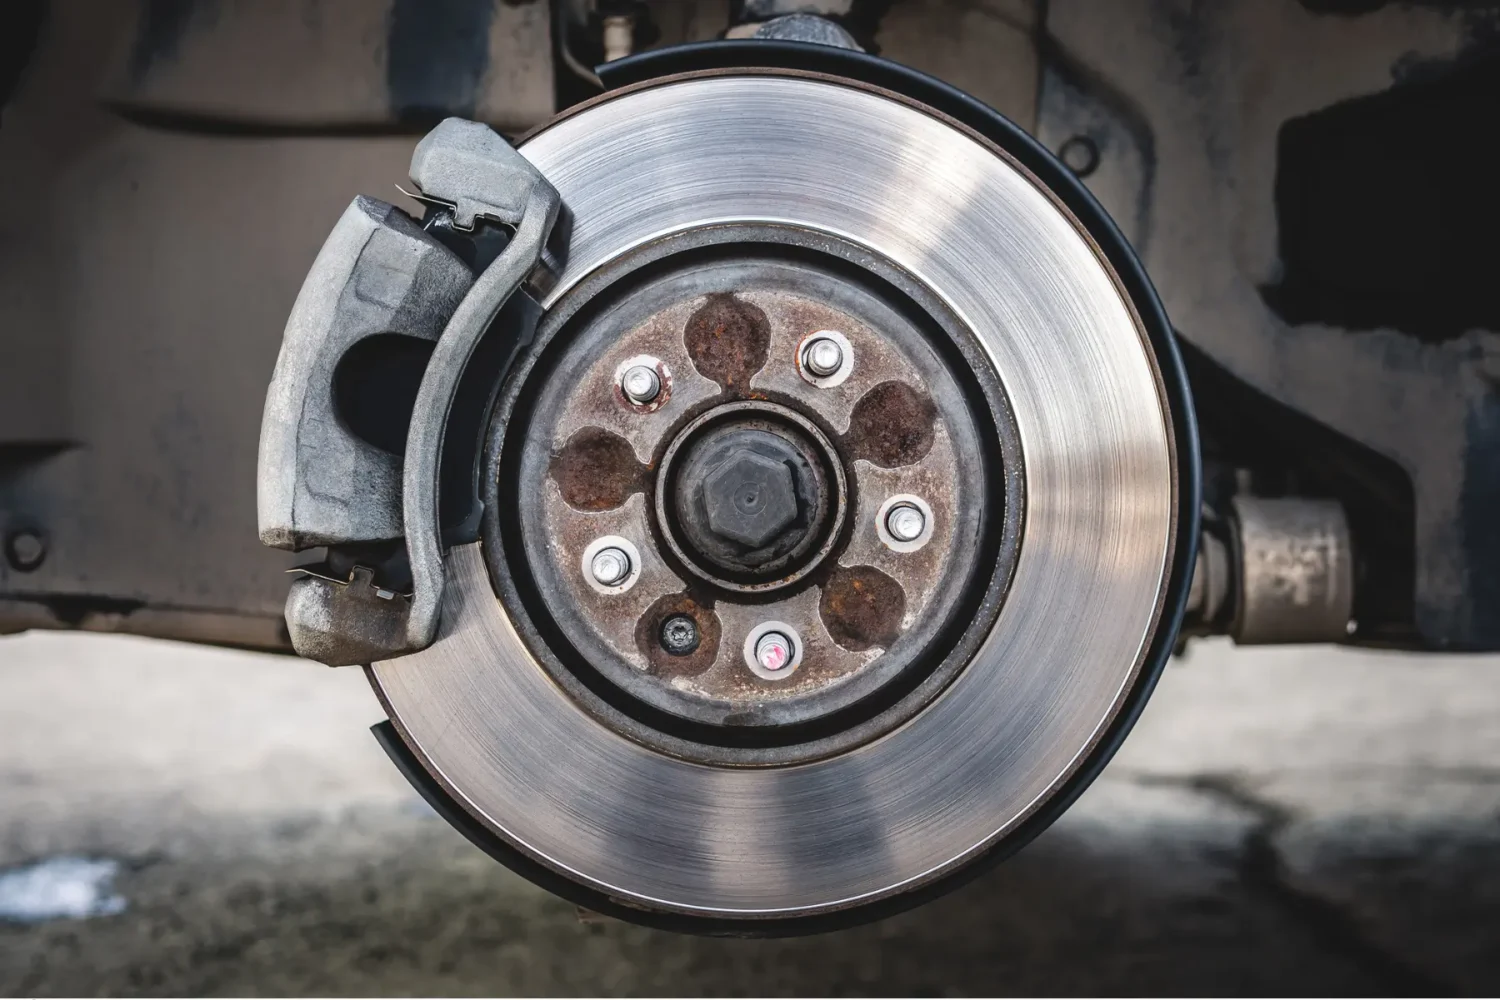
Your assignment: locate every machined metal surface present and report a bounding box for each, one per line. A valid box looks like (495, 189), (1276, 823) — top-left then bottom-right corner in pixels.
(1035, 0), (1500, 649)
(1230, 497), (1354, 645)
(372, 74), (1178, 918)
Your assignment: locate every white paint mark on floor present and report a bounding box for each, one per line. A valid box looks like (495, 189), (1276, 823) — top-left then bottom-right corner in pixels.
(0, 857), (126, 923)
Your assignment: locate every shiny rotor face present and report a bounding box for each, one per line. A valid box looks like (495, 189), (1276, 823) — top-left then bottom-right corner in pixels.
(372, 72), (1179, 923)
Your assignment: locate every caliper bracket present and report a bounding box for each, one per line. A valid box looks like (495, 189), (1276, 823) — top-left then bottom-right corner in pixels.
(257, 118), (560, 665)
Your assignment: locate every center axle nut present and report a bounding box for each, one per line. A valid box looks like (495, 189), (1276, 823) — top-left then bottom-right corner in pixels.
(704, 453), (799, 548)
(657, 401), (846, 592)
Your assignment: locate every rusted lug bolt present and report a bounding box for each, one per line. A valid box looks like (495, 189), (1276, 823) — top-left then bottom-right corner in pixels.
(801, 336), (845, 377)
(660, 615), (700, 656)
(620, 364), (661, 405)
(754, 631), (794, 672)
(885, 503), (927, 543)
(589, 546), (633, 587)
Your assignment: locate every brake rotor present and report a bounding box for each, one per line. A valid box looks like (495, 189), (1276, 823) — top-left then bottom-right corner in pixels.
(370, 70), (1189, 928)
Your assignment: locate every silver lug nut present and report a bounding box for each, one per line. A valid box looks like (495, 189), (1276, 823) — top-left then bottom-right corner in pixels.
(620, 364), (661, 405)
(885, 503), (927, 543)
(802, 336), (845, 377)
(589, 546), (632, 587)
(754, 631), (794, 672)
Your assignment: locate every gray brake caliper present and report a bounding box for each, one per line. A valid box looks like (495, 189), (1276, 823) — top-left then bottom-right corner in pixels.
(257, 118), (560, 665)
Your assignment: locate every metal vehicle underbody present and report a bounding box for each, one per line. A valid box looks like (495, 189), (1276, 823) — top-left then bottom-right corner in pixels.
(2, 0), (1496, 932)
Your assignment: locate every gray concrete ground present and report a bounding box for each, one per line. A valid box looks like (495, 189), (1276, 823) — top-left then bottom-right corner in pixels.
(0, 631), (1496, 996)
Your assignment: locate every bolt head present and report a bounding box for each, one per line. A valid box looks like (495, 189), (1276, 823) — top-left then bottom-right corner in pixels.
(4, 530), (45, 572)
(589, 546), (632, 586)
(885, 503), (926, 543)
(1059, 135), (1100, 177)
(702, 453), (799, 548)
(754, 631), (793, 672)
(621, 364), (661, 404)
(660, 614), (700, 656)
(803, 337), (844, 377)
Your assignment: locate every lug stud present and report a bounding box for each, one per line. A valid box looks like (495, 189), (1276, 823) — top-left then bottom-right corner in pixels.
(885, 503), (926, 543)
(621, 364), (661, 405)
(802, 336), (844, 377)
(589, 546), (632, 586)
(797, 330), (853, 386)
(754, 631), (793, 672)
(581, 535), (641, 593)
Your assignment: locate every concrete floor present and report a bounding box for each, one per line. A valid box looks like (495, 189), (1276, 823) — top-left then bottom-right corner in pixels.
(0, 631), (1496, 996)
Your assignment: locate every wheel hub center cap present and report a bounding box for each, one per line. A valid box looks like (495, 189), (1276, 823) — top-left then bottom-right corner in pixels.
(659, 401), (843, 589)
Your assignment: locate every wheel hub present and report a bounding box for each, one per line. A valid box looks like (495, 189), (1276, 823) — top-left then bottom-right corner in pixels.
(496, 233), (1012, 748)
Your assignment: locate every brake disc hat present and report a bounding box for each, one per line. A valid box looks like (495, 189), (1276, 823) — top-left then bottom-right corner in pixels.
(372, 71), (1191, 926)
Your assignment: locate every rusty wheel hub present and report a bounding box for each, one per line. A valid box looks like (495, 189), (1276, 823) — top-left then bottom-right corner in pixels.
(494, 238), (1016, 752)
(657, 400), (846, 592)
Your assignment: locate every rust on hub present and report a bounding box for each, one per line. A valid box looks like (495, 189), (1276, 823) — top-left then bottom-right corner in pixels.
(682, 293), (772, 395)
(843, 381), (938, 468)
(820, 565), (906, 652)
(635, 592), (721, 679)
(549, 427), (647, 511)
